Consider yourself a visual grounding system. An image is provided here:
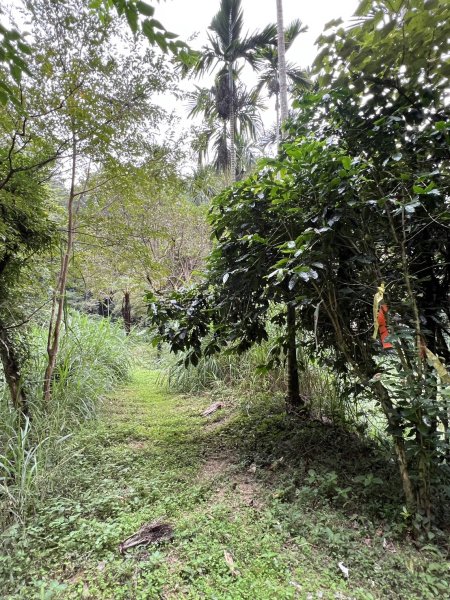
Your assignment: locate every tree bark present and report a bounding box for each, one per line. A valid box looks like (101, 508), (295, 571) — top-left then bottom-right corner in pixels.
(228, 63), (236, 182)
(286, 303), (303, 410)
(275, 92), (280, 147)
(43, 133), (77, 402)
(122, 290), (131, 335)
(276, 0), (289, 128)
(0, 323), (28, 415)
(372, 380), (416, 512)
(277, 2), (301, 410)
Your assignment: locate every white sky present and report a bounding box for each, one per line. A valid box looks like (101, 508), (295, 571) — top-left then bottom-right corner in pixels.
(157, 0), (359, 67)
(154, 0), (359, 150)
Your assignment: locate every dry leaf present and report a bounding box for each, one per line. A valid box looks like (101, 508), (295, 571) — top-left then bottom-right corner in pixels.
(268, 456), (285, 471)
(224, 550), (239, 576)
(383, 537), (396, 553)
(119, 521), (173, 554)
(202, 402), (223, 417)
(425, 348), (450, 384)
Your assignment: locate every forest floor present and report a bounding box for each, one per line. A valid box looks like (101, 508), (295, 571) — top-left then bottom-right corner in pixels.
(2, 365), (449, 599)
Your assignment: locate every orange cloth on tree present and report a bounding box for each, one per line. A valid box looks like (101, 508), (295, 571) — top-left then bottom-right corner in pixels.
(377, 304), (393, 349)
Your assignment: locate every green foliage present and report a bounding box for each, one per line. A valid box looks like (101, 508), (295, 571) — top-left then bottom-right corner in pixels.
(0, 414), (43, 524)
(73, 158), (210, 321)
(0, 0), (191, 102)
(0, 16), (32, 104)
(26, 312), (130, 412)
(0, 172), (56, 296)
(0, 313), (131, 526)
(100, 0), (190, 57)
(157, 326), (350, 425)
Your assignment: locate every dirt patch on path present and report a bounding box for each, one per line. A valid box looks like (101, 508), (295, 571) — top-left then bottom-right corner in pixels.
(127, 440), (148, 450)
(199, 457), (231, 480)
(198, 456), (263, 509)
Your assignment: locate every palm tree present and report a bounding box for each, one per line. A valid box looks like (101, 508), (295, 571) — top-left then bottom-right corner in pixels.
(255, 19), (310, 144)
(276, 0), (289, 129)
(194, 0), (276, 181)
(188, 76), (265, 173)
(185, 165), (227, 205)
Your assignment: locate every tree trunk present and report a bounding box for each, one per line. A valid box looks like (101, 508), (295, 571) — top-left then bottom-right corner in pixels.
(98, 295), (113, 317)
(276, 0), (289, 129)
(122, 290), (131, 335)
(0, 323), (28, 415)
(43, 133), (77, 402)
(228, 63), (236, 182)
(278, 2), (300, 410)
(286, 303), (303, 410)
(275, 92), (280, 146)
(372, 380), (416, 512)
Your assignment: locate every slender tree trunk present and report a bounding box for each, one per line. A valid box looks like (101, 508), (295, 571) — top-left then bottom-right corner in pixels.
(276, 0), (289, 127)
(122, 290), (131, 335)
(277, 1), (301, 410)
(275, 92), (280, 146)
(372, 380), (416, 512)
(43, 133), (77, 402)
(0, 323), (28, 415)
(286, 303), (303, 409)
(228, 63), (236, 182)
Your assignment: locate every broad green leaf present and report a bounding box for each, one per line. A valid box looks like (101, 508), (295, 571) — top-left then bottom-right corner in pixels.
(136, 1), (155, 17)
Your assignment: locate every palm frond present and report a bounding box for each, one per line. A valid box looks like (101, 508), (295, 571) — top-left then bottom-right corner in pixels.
(284, 19), (308, 51)
(251, 20), (306, 72)
(238, 24), (277, 66)
(210, 0), (244, 51)
(286, 64), (311, 91)
(194, 41), (220, 76)
(186, 86), (217, 119)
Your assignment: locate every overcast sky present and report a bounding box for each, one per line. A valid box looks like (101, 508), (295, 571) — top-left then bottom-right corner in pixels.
(156, 0), (360, 67)
(153, 0), (360, 145)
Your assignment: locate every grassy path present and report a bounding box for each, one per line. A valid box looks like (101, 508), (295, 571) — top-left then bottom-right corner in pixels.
(3, 367), (448, 599)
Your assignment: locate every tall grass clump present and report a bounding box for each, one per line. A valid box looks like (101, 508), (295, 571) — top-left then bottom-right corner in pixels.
(157, 337), (282, 395)
(158, 326), (353, 422)
(0, 312), (131, 527)
(27, 312), (130, 422)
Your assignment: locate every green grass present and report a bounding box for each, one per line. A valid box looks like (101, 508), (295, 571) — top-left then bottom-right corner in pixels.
(1, 366), (449, 599)
(0, 313), (131, 527)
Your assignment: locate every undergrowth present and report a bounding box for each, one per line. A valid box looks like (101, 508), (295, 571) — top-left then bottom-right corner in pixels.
(1, 365), (448, 599)
(157, 339), (378, 433)
(0, 312), (131, 527)
(157, 337), (450, 533)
